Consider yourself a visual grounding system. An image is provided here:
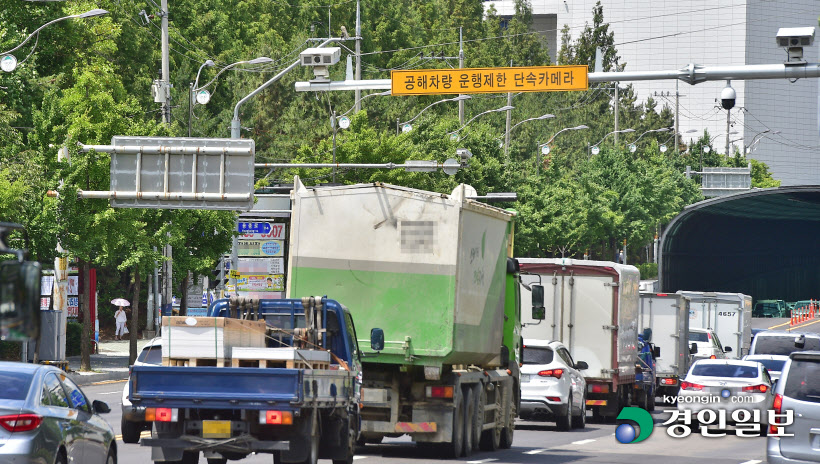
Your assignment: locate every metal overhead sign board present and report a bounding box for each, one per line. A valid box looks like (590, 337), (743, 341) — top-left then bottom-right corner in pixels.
(391, 65), (588, 96)
(107, 136), (255, 210)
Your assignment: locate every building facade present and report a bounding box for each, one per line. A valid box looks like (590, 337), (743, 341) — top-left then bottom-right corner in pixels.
(484, 0), (820, 185)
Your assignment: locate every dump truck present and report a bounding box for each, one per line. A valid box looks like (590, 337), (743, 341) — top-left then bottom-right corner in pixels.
(676, 291), (753, 359)
(129, 296), (361, 464)
(518, 258), (640, 420)
(638, 292), (691, 396)
(286, 178), (521, 458)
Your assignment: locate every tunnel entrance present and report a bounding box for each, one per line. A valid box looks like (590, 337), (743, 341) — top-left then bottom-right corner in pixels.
(659, 187), (820, 302)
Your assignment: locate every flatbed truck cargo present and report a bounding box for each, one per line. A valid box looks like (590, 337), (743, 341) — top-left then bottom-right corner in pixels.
(518, 258), (640, 420)
(638, 292), (691, 396)
(676, 291), (753, 359)
(129, 296), (362, 464)
(286, 178), (522, 458)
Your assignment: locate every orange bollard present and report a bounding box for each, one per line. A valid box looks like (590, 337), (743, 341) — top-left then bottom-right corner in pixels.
(791, 312), (796, 326)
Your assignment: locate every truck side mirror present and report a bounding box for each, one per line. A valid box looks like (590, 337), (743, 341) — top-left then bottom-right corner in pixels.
(689, 343), (698, 354)
(531, 284), (545, 320)
(653, 346), (661, 358)
(370, 328), (384, 352)
(724, 346), (733, 353)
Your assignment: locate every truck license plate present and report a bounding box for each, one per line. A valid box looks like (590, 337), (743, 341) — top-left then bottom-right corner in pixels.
(202, 420), (232, 438)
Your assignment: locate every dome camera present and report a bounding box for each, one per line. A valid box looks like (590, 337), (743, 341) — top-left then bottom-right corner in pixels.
(720, 83), (736, 110)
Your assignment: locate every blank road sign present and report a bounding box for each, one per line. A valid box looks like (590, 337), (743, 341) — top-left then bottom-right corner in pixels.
(109, 136), (255, 210)
(391, 65), (589, 96)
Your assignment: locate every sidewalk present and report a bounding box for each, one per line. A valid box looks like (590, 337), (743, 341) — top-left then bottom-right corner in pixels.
(67, 338), (153, 386)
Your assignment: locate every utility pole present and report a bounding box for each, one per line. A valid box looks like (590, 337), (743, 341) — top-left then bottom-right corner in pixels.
(160, 0), (170, 124)
(675, 80), (680, 155)
(163, 235), (172, 318)
(614, 82), (619, 144)
(504, 60), (512, 160)
(354, 1), (361, 112)
(458, 27), (465, 125)
(725, 102), (732, 158)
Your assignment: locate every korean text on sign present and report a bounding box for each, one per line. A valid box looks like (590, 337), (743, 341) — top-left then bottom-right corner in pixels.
(391, 65), (588, 96)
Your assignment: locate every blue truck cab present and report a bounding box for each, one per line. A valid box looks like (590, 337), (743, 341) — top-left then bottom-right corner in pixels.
(130, 296), (362, 464)
(633, 333), (658, 411)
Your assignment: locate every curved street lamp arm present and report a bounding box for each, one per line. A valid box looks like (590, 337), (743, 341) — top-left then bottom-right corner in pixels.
(340, 90), (391, 117)
(401, 96), (469, 126)
(506, 114), (555, 137)
(2, 9), (108, 56)
(448, 105), (513, 135)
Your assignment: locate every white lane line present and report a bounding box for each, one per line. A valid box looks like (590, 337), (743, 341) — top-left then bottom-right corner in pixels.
(97, 391), (121, 395)
(739, 461), (762, 464)
(467, 459), (498, 464)
(524, 449), (548, 455)
(353, 457), (368, 460)
(571, 439), (597, 445)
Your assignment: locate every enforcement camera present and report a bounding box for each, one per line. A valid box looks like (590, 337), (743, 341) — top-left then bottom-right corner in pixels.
(776, 27), (815, 63)
(456, 148), (473, 163)
(720, 83), (736, 110)
(299, 47), (341, 81)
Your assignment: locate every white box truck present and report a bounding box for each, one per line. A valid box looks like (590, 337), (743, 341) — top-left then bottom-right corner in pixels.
(519, 258), (640, 420)
(638, 292), (691, 396)
(676, 291), (753, 359)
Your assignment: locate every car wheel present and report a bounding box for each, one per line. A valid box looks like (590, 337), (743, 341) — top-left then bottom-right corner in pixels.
(647, 391), (656, 412)
(571, 395), (586, 429)
(55, 450), (67, 464)
(556, 396), (572, 431)
(106, 446), (117, 464)
(121, 418), (142, 444)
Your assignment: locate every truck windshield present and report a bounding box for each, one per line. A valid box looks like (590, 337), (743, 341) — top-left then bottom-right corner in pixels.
(523, 346), (554, 365)
(754, 335), (820, 355)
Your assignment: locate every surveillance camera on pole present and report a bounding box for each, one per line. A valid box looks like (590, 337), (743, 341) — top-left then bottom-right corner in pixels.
(776, 27), (815, 64)
(300, 47), (341, 82)
(720, 82), (736, 110)
(456, 148), (473, 165)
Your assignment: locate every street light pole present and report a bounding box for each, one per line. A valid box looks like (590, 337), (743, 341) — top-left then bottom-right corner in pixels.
(447, 105), (514, 141)
(161, 0), (171, 124)
(536, 125), (589, 174)
(397, 95), (470, 134)
(503, 113), (555, 158)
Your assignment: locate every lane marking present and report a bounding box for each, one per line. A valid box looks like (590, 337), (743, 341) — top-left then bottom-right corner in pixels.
(739, 460), (762, 464)
(571, 439), (597, 445)
(90, 379), (127, 386)
(467, 459), (498, 464)
(114, 431), (151, 441)
(353, 457), (368, 460)
(767, 321), (792, 330)
(97, 391), (121, 395)
(524, 449), (547, 455)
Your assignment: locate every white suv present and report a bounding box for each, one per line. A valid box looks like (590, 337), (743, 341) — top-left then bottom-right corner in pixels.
(688, 327), (729, 361)
(519, 339), (587, 431)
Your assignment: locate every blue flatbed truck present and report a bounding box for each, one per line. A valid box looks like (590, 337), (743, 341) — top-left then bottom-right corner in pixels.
(129, 297), (364, 464)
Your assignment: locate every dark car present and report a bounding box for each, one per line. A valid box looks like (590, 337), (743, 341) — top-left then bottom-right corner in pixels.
(0, 361), (116, 464)
(753, 300), (787, 318)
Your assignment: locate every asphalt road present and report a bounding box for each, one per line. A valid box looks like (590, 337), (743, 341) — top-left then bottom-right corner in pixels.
(84, 381), (768, 464)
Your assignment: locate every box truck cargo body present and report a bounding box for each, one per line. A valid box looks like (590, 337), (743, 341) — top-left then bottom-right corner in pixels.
(638, 293), (690, 395)
(287, 178), (521, 457)
(518, 258), (640, 419)
(676, 291), (752, 359)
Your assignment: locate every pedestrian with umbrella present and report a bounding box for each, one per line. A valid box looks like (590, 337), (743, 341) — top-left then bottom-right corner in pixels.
(112, 298), (130, 340)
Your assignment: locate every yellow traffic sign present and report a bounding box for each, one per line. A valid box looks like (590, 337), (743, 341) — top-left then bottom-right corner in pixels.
(229, 270), (240, 279)
(391, 65), (588, 96)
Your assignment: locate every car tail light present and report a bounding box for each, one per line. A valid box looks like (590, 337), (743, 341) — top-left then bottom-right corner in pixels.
(589, 384), (609, 394)
(537, 369), (563, 379)
(661, 378), (677, 385)
(546, 397), (561, 402)
(742, 384), (768, 393)
(426, 386), (454, 399)
(145, 407), (178, 422)
(680, 381), (704, 391)
(259, 410), (293, 425)
(709, 355), (717, 359)
(770, 393), (783, 435)
(0, 414), (43, 433)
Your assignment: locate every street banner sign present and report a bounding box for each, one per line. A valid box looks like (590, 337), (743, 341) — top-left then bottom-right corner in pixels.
(237, 274), (284, 292)
(238, 222), (287, 240)
(391, 65), (588, 96)
(237, 240), (284, 257)
(238, 257), (284, 275)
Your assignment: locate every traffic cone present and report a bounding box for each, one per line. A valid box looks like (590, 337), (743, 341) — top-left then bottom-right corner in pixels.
(791, 311), (797, 326)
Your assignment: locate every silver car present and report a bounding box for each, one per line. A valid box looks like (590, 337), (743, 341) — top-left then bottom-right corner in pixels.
(767, 351), (820, 464)
(121, 338), (162, 443)
(0, 361), (116, 464)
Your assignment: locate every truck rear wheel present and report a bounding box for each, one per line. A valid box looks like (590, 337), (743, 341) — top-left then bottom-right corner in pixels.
(442, 390), (464, 458)
(462, 388), (474, 457)
(478, 386), (500, 452)
(470, 385), (484, 453)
